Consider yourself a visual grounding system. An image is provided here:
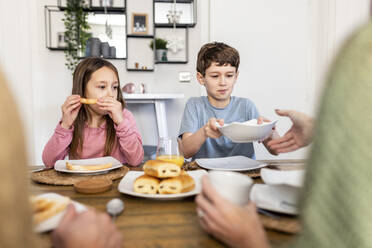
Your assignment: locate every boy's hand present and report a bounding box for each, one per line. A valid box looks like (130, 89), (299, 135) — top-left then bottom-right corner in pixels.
(257, 116), (271, 124)
(61, 95), (82, 129)
(203, 118), (224, 139)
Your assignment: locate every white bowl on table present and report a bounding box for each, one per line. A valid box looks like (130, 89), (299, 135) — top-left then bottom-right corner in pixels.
(217, 119), (277, 143)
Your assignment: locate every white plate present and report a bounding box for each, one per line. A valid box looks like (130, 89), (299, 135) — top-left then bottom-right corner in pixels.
(195, 156), (267, 171)
(261, 168), (305, 188)
(54, 156), (123, 174)
(118, 170), (207, 200)
(250, 184), (299, 215)
(34, 193), (87, 233)
(217, 119), (277, 143)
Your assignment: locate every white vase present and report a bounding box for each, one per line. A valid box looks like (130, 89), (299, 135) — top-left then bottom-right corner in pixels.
(156, 49), (167, 61)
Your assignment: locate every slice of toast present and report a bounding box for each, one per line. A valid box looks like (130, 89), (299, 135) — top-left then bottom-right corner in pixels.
(66, 162), (112, 171)
(30, 195), (70, 224)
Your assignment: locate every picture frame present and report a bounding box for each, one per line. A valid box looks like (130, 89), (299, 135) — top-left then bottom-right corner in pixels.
(132, 13), (148, 34)
(57, 32), (67, 48)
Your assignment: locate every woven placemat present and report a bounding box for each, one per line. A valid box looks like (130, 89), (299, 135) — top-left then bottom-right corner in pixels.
(182, 161), (263, 178)
(31, 166), (129, 186)
(259, 213), (301, 234)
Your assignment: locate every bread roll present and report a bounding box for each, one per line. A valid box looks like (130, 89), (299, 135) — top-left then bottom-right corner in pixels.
(158, 173), (195, 194)
(80, 98), (97, 104)
(143, 160), (181, 178)
(30, 195), (70, 224)
(133, 175), (160, 194)
(66, 162), (112, 171)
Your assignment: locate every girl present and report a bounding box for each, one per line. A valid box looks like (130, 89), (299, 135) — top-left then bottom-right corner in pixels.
(42, 58), (144, 168)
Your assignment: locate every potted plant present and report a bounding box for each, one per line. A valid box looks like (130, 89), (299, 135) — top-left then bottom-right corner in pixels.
(149, 38), (168, 62)
(63, 0), (91, 72)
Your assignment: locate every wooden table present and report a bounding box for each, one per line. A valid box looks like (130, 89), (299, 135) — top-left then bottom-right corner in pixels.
(30, 160), (303, 248)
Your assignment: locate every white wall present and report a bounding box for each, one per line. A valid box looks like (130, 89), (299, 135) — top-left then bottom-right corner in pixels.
(208, 0), (370, 159)
(0, 0), (369, 164)
(0, 0), (35, 162)
(1, 0), (204, 165)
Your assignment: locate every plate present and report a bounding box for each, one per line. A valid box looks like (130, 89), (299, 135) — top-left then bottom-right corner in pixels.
(54, 156), (123, 174)
(217, 119), (277, 143)
(118, 170), (207, 200)
(250, 184), (299, 215)
(261, 168), (305, 188)
(34, 193), (87, 233)
(195, 156), (267, 171)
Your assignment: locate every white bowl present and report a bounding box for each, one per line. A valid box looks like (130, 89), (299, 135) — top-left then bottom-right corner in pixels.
(217, 119), (277, 143)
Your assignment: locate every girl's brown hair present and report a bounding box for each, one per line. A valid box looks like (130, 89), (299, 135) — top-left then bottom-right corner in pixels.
(69, 57), (125, 159)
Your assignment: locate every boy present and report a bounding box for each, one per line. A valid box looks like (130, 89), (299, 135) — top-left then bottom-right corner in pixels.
(179, 42), (276, 159)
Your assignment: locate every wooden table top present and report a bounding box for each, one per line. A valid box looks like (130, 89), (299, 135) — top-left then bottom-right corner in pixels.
(30, 160), (304, 248)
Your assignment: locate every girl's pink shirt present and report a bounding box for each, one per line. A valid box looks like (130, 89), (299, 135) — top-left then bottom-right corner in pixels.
(42, 109), (144, 168)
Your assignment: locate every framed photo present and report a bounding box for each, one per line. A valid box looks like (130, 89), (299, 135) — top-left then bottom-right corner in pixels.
(132, 13), (148, 34)
(57, 32), (67, 48)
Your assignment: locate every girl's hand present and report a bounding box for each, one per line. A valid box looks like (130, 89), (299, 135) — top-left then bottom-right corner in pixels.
(61, 95), (82, 129)
(97, 97), (124, 125)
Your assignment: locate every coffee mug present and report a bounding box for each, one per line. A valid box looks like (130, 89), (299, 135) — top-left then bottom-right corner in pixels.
(208, 171), (253, 206)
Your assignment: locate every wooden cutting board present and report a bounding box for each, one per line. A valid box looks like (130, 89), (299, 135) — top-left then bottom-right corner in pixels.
(74, 178), (113, 194)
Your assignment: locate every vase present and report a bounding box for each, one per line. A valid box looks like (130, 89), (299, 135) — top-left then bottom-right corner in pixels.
(109, 46), (116, 58)
(86, 37), (101, 57)
(156, 49), (167, 62)
(101, 42), (110, 58)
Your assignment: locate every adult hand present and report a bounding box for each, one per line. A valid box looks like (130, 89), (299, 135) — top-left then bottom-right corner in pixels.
(257, 116), (279, 155)
(97, 97), (124, 125)
(61, 95), (82, 129)
(52, 204), (123, 248)
(203, 117), (224, 139)
(267, 109), (314, 153)
(195, 176), (270, 248)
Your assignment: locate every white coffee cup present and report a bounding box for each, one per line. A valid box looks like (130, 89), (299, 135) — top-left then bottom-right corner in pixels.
(208, 171), (253, 206)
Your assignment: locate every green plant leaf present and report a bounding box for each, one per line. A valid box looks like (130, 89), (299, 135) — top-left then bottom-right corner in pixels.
(149, 38), (168, 50)
(63, 0), (91, 72)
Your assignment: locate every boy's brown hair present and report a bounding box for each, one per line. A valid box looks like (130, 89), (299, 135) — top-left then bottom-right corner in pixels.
(70, 57), (125, 159)
(196, 42), (240, 76)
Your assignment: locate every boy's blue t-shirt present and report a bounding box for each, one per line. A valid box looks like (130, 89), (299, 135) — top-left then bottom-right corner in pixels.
(179, 96), (260, 160)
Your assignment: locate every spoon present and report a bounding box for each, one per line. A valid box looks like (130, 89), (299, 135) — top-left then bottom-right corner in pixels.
(106, 198), (125, 221)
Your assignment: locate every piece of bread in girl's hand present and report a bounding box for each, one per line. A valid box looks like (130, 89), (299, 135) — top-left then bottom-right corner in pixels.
(30, 195), (70, 224)
(66, 162), (112, 171)
(133, 175), (160, 194)
(158, 173), (195, 194)
(80, 98), (97, 104)
(143, 160), (181, 178)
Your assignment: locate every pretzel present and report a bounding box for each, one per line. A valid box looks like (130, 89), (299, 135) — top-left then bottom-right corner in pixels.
(80, 98), (97, 104)
(30, 195), (70, 224)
